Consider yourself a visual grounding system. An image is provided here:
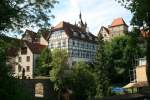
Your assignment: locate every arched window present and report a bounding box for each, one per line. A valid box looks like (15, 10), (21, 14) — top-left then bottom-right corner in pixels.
(35, 83), (44, 98)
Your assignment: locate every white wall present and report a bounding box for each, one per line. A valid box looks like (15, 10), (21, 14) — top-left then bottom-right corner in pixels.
(14, 44), (33, 79)
(40, 36), (48, 45)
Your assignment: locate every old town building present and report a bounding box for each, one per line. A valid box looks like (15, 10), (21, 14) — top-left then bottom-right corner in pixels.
(98, 17), (128, 41)
(48, 14), (97, 66)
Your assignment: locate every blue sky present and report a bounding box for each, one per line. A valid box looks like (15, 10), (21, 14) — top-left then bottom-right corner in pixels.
(50, 0), (133, 35)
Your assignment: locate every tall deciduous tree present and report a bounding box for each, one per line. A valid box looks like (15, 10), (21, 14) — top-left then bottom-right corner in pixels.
(106, 34), (144, 84)
(0, 0), (58, 33)
(63, 61), (96, 100)
(49, 49), (68, 100)
(94, 33), (110, 97)
(35, 48), (52, 76)
(116, 0), (150, 85)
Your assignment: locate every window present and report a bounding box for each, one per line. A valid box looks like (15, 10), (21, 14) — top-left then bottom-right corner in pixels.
(51, 43), (53, 48)
(21, 47), (27, 54)
(18, 65), (22, 72)
(52, 30), (65, 38)
(26, 56), (30, 62)
(72, 41), (75, 46)
(18, 57), (22, 62)
(62, 41), (66, 47)
(26, 66), (30, 72)
(73, 32), (78, 36)
(81, 34), (85, 38)
(89, 36), (92, 40)
(58, 42), (61, 48)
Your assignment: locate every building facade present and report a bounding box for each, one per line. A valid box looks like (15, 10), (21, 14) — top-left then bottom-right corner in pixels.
(6, 30), (49, 79)
(135, 58), (147, 83)
(13, 42), (47, 79)
(98, 18), (128, 41)
(124, 57), (148, 89)
(48, 15), (97, 66)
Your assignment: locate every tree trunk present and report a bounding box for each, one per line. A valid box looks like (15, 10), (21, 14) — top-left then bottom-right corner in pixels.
(146, 32), (150, 85)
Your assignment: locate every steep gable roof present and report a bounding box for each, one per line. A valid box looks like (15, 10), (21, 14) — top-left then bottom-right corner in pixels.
(110, 18), (128, 27)
(42, 32), (50, 41)
(25, 42), (47, 54)
(100, 26), (109, 34)
(22, 30), (37, 39)
(52, 21), (97, 43)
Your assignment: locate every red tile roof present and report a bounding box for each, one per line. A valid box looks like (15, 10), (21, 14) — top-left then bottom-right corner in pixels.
(52, 21), (97, 43)
(111, 18), (128, 27)
(25, 42), (47, 54)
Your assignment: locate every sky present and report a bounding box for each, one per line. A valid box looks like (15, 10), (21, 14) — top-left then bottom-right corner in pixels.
(50, 0), (133, 35)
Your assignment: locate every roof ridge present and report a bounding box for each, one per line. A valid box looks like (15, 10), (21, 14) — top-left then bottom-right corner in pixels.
(111, 17), (128, 27)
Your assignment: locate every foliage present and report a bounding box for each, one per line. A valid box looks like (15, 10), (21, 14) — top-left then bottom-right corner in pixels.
(35, 48), (52, 76)
(63, 61), (96, 100)
(106, 34), (144, 84)
(49, 49), (68, 92)
(116, 0), (150, 27)
(0, 0), (58, 33)
(116, 0), (150, 85)
(94, 33), (110, 97)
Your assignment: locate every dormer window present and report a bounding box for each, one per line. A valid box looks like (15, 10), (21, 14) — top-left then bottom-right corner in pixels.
(81, 34), (85, 38)
(89, 36), (92, 40)
(21, 47), (27, 55)
(73, 32), (78, 36)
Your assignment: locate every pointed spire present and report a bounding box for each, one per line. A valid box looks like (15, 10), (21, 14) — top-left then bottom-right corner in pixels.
(78, 12), (84, 27)
(79, 11), (82, 20)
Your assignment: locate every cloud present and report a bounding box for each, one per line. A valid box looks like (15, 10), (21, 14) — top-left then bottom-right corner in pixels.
(51, 0), (132, 35)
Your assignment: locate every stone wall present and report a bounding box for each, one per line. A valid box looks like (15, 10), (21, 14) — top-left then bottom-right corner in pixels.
(20, 79), (57, 100)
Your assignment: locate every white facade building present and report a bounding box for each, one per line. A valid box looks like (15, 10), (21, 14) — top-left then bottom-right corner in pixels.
(48, 21), (97, 66)
(6, 30), (48, 79)
(13, 42), (47, 79)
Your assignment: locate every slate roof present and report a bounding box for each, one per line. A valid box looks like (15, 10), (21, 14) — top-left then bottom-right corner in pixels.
(52, 21), (97, 43)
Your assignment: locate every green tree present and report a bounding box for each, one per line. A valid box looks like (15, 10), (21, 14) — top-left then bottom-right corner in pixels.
(0, 0), (58, 33)
(106, 35), (144, 84)
(62, 61), (96, 100)
(70, 62), (96, 100)
(35, 48), (52, 76)
(49, 48), (68, 100)
(94, 33), (110, 97)
(116, 0), (150, 85)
